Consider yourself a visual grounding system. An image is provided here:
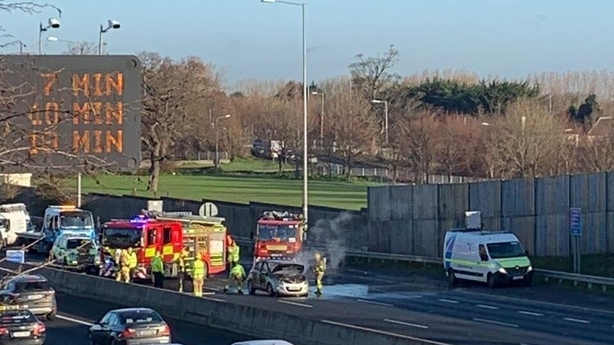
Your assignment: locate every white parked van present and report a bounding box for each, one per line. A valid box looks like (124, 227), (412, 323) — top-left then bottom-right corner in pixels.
(443, 211), (533, 288)
(0, 203), (34, 246)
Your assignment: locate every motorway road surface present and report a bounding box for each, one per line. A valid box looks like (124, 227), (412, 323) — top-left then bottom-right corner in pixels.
(5, 251), (614, 345)
(47, 293), (252, 345)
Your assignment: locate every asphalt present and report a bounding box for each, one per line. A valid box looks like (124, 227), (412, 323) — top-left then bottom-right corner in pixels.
(46, 293), (253, 345)
(6, 251), (614, 345)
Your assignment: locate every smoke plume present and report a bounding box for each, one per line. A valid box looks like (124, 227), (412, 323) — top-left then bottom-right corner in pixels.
(295, 212), (354, 273)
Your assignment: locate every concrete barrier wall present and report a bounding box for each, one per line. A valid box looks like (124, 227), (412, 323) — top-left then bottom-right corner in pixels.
(37, 267), (436, 345)
(369, 172), (614, 258)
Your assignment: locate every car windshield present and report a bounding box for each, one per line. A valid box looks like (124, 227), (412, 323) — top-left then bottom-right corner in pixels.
(14, 280), (50, 293)
(271, 263), (304, 274)
(119, 311), (163, 324)
(103, 228), (142, 249)
(487, 241), (526, 259)
(0, 311), (36, 324)
(60, 211), (93, 227)
(257, 224), (297, 241)
(67, 238), (93, 250)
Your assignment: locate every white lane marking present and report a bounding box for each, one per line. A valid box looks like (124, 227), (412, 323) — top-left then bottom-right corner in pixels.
(518, 311), (543, 317)
(56, 314), (93, 326)
(278, 300), (313, 308)
(438, 299), (459, 304)
(563, 317), (590, 324)
(472, 318), (519, 328)
(476, 304), (500, 310)
(458, 290), (614, 316)
(384, 318), (429, 329)
(320, 320), (452, 345)
(356, 299), (394, 307)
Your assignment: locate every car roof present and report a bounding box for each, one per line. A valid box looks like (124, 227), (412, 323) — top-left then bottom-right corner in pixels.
(261, 260), (303, 265)
(232, 340), (294, 345)
(111, 307), (156, 314)
(9, 274), (47, 283)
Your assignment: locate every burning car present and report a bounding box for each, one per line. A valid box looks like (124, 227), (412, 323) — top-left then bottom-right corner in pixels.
(246, 259), (308, 297)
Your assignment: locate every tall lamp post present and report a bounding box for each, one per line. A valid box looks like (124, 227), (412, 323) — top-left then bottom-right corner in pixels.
(213, 114), (231, 169)
(98, 19), (121, 55)
(311, 91), (325, 148)
(261, 0), (309, 227)
(371, 99), (389, 145)
(38, 18), (61, 54)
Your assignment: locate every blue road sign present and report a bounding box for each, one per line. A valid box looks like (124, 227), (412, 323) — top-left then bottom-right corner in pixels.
(5, 250), (25, 264)
(570, 207), (582, 236)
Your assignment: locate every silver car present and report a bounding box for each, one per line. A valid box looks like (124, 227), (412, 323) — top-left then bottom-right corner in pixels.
(0, 275), (56, 321)
(246, 259), (308, 297)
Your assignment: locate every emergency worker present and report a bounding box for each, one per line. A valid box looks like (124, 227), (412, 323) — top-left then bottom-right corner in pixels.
(151, 251), (165, 288)
(223, 261), (246, 294)
(191, 253), (205, 297)
(127, 247), (137, 283)
(313, 252), (326, 297)
(116, 249), (130, 283)
(227, 237), (240, 271)
(175, 247), (189, 292)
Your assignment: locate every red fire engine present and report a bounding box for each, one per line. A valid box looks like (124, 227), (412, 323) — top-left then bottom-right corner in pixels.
(99, 216), (184, 280)
(252, 211), (306, 259)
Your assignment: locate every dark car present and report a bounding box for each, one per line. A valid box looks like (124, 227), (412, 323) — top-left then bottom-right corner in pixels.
(0, 275), (56, 321)
(0, 307), (46, 345)
(88, 308), (171, 345)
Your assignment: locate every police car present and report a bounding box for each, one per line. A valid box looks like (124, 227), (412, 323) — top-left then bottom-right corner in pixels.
(50, 234), (100, 273)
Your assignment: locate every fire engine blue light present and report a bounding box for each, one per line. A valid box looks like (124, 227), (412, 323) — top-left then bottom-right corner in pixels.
(130, 215), (148, 223)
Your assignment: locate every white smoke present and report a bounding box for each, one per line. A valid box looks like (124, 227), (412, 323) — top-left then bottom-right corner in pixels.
(294, 212), (354, 274)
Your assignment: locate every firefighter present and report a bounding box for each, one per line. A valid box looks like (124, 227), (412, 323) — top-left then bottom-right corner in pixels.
(191, 254), (205, 297)
(175, 247), (189, 292)
(126, 247), (137, 283)
(314, 252), (326, 297)
(115, 249), (130, 283)
(151, 251), (165, 288)
(227, 236), (240, 271)
(224, 261), (246, 294)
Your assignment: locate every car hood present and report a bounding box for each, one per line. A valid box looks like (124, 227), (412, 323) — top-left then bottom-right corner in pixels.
(273, 270), (305, 284)
(495, 256), (531, 268)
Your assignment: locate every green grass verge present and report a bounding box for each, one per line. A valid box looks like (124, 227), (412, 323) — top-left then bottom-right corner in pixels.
(174, 157), (294, 172)
(79, 174), (370, 210)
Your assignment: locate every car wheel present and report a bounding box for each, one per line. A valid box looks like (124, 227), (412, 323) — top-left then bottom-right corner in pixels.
(46, 311), (56, 321)
(487, 273), (497, 288)
(266, 283), (275, 297)
(247, 280), (256, 295)
(447, 269), (457, 287)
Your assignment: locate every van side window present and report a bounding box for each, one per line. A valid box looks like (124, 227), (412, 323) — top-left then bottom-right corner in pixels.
(162, 227), (172, 244)
(479, 244), (488, 261)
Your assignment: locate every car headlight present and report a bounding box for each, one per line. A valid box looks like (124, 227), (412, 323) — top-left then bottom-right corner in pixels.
(494, 262), (507, 274)
(527, 265), (533, 272)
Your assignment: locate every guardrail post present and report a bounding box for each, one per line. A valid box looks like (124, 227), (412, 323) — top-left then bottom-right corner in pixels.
(588, 282), (593, 289)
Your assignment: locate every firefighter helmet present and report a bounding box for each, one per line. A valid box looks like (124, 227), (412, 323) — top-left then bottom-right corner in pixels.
(314, 252), (321, 261)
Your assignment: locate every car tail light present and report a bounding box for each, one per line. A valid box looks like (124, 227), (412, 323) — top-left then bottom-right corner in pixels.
(33, 322), (45, 335)
(121, 328), (136, 338)
(161, 324), (171, 336)
(0, 327), (8, 335)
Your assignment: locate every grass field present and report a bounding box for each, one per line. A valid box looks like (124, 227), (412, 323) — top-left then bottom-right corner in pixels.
(174, 157), (294, 171)
(80, 174), (371, 210)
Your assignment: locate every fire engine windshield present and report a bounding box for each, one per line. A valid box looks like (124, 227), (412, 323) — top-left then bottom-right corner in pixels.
(102, 228), (142, 249)
(257, 224), (298, 241)
(60, 211), (94, 227)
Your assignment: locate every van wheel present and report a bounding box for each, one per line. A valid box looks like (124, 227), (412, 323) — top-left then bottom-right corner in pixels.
(447, 269), (457, 286)
(487, 273), (497, 288)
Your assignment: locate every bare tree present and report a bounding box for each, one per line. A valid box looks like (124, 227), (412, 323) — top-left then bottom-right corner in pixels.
(140, 52), (222, 194)
(324, 79), (377, 179)
(348, 45), (400, 101)
(437, 115), (479, 179)
(62, 41), (99, 55)
(485, 100), (568, 178)
(397, 112), (441, 183)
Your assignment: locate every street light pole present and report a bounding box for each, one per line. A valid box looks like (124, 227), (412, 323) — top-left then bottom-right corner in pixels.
(372, 99), (389, 145)
(213, 114), (231, 169)
(261, 0), (309, 227)
(98, 19), (121, 55)
(38, 18), (61, 54)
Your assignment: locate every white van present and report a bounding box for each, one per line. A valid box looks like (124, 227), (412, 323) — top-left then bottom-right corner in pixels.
(443, 211), (533, 288)
(0, 203), (34, 246)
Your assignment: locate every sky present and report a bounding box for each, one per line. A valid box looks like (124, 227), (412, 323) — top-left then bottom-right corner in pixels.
(2, 0), (614, 90)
